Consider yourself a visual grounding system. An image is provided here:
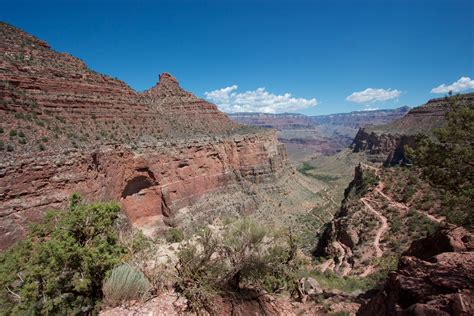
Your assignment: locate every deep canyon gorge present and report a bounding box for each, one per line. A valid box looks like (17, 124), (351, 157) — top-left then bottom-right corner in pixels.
(0, 21), (473, 316)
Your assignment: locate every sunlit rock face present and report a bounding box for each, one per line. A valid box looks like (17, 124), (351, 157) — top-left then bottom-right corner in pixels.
(0, 22), (291, 249)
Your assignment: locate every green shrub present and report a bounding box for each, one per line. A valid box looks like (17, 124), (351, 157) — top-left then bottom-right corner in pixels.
(0, 127), (3, 133)
(41, 136), (49, 142)
(9, 129), (17, 137)
(0, 195), (126, 314)
(165, 227), (184, 243)
(102, 263), (150, 306)
(308, 270), (380, 293)
(175, 219), (303, 313)
(407, 96), (474, 227)
(0, 140), (4, 151)
(6, 144), (13, 152)
(18, 131), (25, 138)
(357, 170), (379, 195)
(298, 162), (316, 174)
(401, 185), (416, 202)
(38, 143), (45, 151)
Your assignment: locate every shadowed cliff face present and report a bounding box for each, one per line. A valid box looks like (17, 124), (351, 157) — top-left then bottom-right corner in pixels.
(0, 22), (295, 250)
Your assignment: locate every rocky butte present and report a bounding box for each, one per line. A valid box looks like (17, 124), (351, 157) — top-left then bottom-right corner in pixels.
(0, 22), (305, 250)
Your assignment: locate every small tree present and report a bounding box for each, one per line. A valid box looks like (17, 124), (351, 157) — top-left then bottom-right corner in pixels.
(407, 95), (473, 227)
(0, 195), (126, 314)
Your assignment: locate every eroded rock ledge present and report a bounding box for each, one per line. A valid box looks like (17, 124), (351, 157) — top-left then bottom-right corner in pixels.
(0, 130), (290, 249)
(357, 225), (474, 315)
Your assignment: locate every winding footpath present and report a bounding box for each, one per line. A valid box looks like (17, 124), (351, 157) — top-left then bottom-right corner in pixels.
(360, 197), (388, 258)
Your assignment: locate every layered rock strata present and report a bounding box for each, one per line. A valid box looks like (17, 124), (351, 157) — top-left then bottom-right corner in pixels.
(0, 22), (295, 250)
(229, 107), (409, 158)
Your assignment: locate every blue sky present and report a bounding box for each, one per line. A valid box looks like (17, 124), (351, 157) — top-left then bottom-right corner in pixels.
(2, 0), (473, 115)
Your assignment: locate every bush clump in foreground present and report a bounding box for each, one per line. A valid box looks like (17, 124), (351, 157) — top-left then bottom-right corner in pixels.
(175, 218), (305, 313)
(102, 263), (150, 305)
(0, 194), (126, 315)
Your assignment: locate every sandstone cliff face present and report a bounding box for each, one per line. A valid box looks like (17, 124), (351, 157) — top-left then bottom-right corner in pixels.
(357, 225), (474, 316)
(351, 94), (474, 164)
(0, 22), (295, 250)
(0, 22), (238, 157)
(0, 131), (288, 249)
(351, 129), (416, 164)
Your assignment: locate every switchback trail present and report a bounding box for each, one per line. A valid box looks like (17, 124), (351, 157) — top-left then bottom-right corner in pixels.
(360, 197), (388, 258)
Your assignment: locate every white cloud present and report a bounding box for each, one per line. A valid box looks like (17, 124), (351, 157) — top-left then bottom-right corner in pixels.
(205, 85), (318, 113)
(346, 88), (401, 103)
(362, 106), (379, 111)
(431, 76), (474, 94)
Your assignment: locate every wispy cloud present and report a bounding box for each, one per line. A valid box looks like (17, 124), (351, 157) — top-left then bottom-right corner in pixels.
(205, 85), (318, 113)
(346, 88), (401, 103)
(362, 105), (379, 111)
(431, 76), (474, 94)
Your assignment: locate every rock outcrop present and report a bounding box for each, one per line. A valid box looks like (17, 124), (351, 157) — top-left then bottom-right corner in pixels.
(357, 225), (474, 315)
(351, 93), (474, 164)
(0, 22), (299, 250)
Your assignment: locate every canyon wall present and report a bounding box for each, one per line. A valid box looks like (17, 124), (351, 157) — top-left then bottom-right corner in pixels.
(228, 108), (409, 159)
(351, 93), (474, 164)
(0, 131), (288, 249)
(0, 22), (295, 250)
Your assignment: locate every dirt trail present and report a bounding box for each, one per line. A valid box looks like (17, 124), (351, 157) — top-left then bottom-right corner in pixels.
(376, 176), (443, 223)
(361, 197), (388, 258)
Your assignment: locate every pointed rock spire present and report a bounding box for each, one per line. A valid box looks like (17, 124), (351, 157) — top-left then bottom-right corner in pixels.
(145, 72), (186, 96)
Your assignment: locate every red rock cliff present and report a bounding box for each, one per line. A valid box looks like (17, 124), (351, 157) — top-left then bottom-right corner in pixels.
(0, 22), (291, 249)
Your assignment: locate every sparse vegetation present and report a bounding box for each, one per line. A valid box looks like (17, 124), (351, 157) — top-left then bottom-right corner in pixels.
(165, 227), (185, 243)
(102, 263), (150, 306)
(298, 162), (316, 174)
(407, 96), (474, 227)
(307, 270), (381, 294)
(358, 169), (378, 195)
(175, 219), (305, 312)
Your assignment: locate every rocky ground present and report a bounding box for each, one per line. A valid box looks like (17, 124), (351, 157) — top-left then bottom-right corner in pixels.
(358, 225), (474, 315)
